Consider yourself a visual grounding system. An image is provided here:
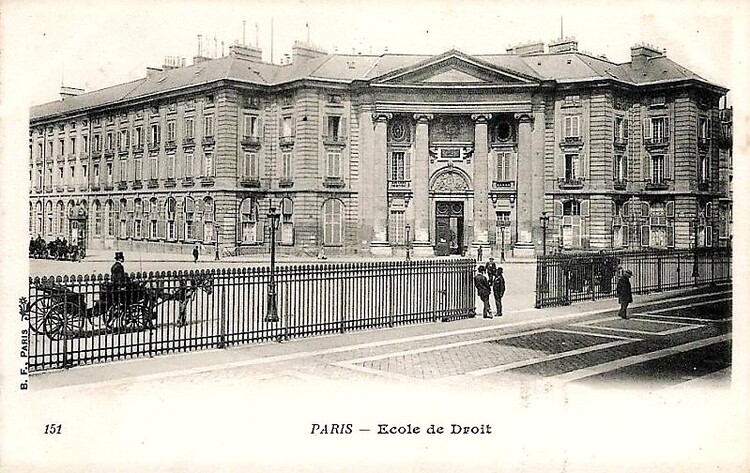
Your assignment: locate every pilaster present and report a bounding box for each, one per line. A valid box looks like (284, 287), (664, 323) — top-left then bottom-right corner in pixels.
(371, 112), (391, 255)
(513, 112), (535, 257)
(471, 113), (491, 249)
(412, 113), (433, 249)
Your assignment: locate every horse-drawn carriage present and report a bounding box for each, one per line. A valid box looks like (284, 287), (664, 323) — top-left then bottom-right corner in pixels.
(23, 273), (213, 339)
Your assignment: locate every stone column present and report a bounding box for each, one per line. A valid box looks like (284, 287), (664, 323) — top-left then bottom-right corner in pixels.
(370, 112), (391, 256)
(513, 112), (535, 257)
(412, 113), (433, 256)
(471, 114), (491, 253)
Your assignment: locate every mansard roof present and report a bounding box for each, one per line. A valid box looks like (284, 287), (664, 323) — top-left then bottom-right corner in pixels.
(30, 47), (727, 122)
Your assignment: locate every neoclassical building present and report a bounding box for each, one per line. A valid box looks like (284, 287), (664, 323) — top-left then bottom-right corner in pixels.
(29, 38), (732, 257)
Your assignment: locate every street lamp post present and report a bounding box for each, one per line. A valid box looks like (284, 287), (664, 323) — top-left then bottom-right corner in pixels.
(405, 224), (411, 261)
(265, 205), (281, 322)
(539, 212), (550, 256)
(692, 216), (700, 282)
(214, 224), (220, 261)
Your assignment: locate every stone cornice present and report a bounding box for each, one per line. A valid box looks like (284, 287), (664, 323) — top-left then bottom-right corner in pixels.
(413, 113), (434, 123)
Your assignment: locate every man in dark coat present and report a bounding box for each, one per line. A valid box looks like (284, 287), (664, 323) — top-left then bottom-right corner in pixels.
(474, 265), (492, 319)
(193, 245), (199, 263)
(492, 266), (506, 317)
(111, 251), (126, 284)
(616, 269), (633, 319)
(485, 257), (497, 285)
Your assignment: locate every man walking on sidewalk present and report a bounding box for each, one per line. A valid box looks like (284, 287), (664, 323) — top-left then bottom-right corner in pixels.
(486, 257), (497, 285)
(492, 266), (505, 317)
(474, 265), (492, 319)
(617, 269), (633, 319)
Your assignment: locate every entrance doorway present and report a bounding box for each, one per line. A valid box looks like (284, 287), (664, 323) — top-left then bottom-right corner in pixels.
(435, 201), (464, 256)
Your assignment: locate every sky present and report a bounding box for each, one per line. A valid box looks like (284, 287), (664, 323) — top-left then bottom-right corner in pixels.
(0, 0), (745, 107)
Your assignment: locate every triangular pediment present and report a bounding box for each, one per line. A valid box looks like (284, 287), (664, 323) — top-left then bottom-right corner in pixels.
(372, 49), (538, 86)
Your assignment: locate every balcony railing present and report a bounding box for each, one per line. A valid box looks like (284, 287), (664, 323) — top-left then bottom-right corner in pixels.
(559, 177), (584, 189)
(240, 178), (261, 188)
(279, 178), (294, 188)
(241, 136), (261, 147)
(492, 180), (515, 189)
(645, 181), (669, 190)
(147, 179), (158, 188)
(323, 135), (347, 146)
(388, 180), (411, 190)
(165, 140), (177, 150)
(182, 137), (195, 147)
(132, 180), (143, 189)
(200, 177), (215, 187)
(165, 178), (176, 188)
(279, 136), (295, 147)
(182, 177), (195, 187)
(323, 177), (345, 188)
(202, 136), (215, 147)
(117, 182), (128, 190)
(644, 136), (669, 147)
(613, 180), (627, 190)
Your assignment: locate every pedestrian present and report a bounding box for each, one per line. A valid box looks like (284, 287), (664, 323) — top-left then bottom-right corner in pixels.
(193, 245), (199, 263)
(616, 269), (633, 319)
(474, 265), (492, 319)
(111, 251), (127, 285)
(492, 266), (505, 317)
(477, 245), (483, 262)
(486, 257), (497, 285)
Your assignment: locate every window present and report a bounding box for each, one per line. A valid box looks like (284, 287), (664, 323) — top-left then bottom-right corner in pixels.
(699, 116), (710, 141)
(699, 155), (709, 182)
(203, 197), (215, 243)
(323, 199), (343, 246)
(244, 115), (258, 138)
(119, 199), (128, 238)
(69, 165), (75, 185)
(185, 153), (194, 178)
(651, 154), (665, 183)
(134, 127), (143, 147)
(134, 158), (142, 181)
(107, 200), (115, 237)
(239, 198), (259, 243)
(203, 115), (214, 137)
(280, 198), (294, 245)
(564, 95), (581, 107)
(83, 135), (89, 152)
(150, 124), (160, 146)
(561, 200), (582, 248)
(133, 199), (143, 239)
(645, 116), (669, 144)
(94, 135), (101, 152)
(70, 137), (76, 154)
(243, 152), (258, 179)
(93, 164), (100, 186)
(93, 201), (102, 237)
(82, 164), (88, 182)
(149, 199), (158, 239)
(184, 197), (195, 240)
(326, 152), (341, 178)
(185, 118), (194, 139)
(58, 166), (64, 183)
(389, 209), (405, 245)
(614, 116), (626, 142)
(564, 154), (580, 181)
(613, 154), (627, 181)
(119, 159), (127, 182)
(390, 151), (408, 182)
(650, 95), (666, 107)
(106, 132), (113, 151)
(563, 115), (580, 138)
(204, 152), (214, 177)
(281, 152), (292, 180)
(56, 201), (65, 237)
(167, 154), (175, 179)
(165, 198), (176, 240)
(496, 151), (512, 181)
(282, 116), (293, 138)
(150, 155), (158, 179)
(119, 129), (129, 150)
(327, 116), (341, 138)
(167, 121), (176, 142)
(59, 139), (65, 155)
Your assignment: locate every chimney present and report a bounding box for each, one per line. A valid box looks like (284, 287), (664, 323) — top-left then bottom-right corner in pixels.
(506, 40), (545, 56)
(548, 37), (578, 54)
(146, 67), (163, 78)
(291, 41), (327, 64)
(60, 86), (84, 100)
(163, 56), (186, 71)
(229, 43), (263, 62)
(630, 43), (665, 69)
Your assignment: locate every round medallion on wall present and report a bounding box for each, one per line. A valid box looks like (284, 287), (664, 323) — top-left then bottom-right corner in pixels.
(496, 122), (513, 142)
(390, 121), (409, 142)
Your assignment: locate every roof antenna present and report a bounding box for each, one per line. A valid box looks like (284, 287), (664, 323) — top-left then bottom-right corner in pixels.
(198, 34), (202, 56)
(255, 22), (259, 47)
(243, 20), (246, 45)
(560, 16), (564, 39)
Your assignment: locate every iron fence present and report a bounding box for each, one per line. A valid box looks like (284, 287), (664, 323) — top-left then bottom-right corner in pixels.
(24, 259), (475, 372)
(535, 247), (732, 308)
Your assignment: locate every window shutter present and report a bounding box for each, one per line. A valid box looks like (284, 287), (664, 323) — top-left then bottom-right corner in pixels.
(664, 117), (670, 140)
(158, 201), (165, 239)
(666, 201), (675, 218)
(196, 214), (204, 240)
(643, 154), (651, 182)
(292, 115), (297, 137)
(555, 151), (564, 180)
(176, 203), (184, 240)
(643, 118), (652, 141)
(622, 225), (629, 245)
(340, 117), (347, 136)
(706, 226), (713, 246)
(572, 218), (581, 247)
(707, 117), (712, 141)
(623, 116), (629, 139)
(641, 225), (650, 246)
(405, 151), (411, 181)
(581, 219), (590, 249)
(580, 199), (590, 217)
(323, 115), (328, 136)
(665, 152), (671, 180)
(553, 201), (563, 217)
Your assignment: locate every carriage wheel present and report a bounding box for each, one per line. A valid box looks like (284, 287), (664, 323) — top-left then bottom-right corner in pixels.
(126, 304), (155, 330)
(103, 302), (128, 331)
(27, 297), (54, 335)
(44, 301), (84, 340)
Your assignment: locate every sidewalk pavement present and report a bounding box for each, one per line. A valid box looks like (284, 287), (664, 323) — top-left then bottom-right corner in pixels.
(30, 284), (719, 391)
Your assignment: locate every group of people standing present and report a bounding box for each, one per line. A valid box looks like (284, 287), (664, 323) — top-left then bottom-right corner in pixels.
(473, 257), (505, 319)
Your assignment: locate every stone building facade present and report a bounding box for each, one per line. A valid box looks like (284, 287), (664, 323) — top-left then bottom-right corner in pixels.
(28, 39), (732, 257)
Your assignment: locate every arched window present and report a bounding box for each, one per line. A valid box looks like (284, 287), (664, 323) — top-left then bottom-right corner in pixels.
(165, 197), (176, 240)
(323, 199), (343, 246)
(35, 202), (42, 237)
(133, 199), (143, 239)
(119, 198), (128, 239)
(555, 198), (589, 249)
(106, 200), (116, 238)
(202, 197), (214, 243)
(239, 198), (260, 243)
(92, 200), (102, 237)
(66, 201), (75, 239)
(184, 197), (195, 240)
(149, 198), (158, 239)
(280, 198), (294, 245)
(56, 201), (65, 238)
